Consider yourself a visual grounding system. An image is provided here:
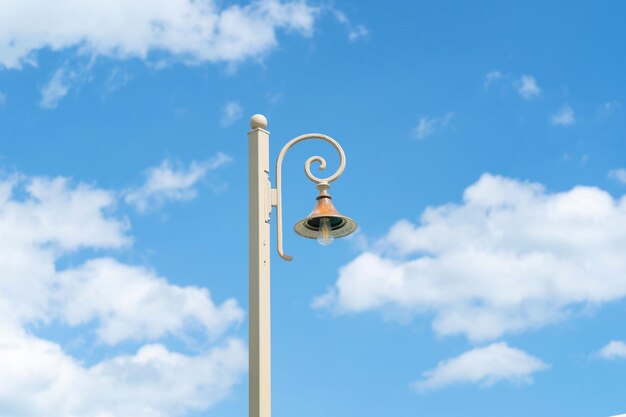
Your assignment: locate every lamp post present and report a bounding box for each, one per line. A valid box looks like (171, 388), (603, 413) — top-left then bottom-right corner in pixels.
(248, 114), (357, 417)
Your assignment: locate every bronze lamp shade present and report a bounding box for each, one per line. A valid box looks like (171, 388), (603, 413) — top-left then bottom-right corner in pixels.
(294, 191), (357, 240)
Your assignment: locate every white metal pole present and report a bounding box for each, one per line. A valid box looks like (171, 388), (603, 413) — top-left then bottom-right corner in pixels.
(248, 114), (271, 417)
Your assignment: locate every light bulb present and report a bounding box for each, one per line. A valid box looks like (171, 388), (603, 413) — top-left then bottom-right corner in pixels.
(317, 217), (335, 246)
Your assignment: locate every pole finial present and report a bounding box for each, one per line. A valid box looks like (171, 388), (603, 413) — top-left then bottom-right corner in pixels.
(250, 114), (268, 130)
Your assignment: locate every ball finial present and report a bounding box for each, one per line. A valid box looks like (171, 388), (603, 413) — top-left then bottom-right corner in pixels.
(250, 114), (268, 130)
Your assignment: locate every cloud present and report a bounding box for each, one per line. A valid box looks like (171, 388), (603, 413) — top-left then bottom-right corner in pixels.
(267, 91), (284, 105)
(58, 258), (244, 345)
(598, 340), (626, 360)
(39, 61), (96, 108)
(104, 67), (133, 94)
(315, 174), (626, 341)
(551, 105), (576, 126)
(221, 101), (243, 127)
(347, 25), (369, 42)
(608, 168), (626, 184)
(125, 153), (232, 212)
(412, 112), (454, 140)
(0, 172), (246, 416)
(0, 0), (318, 70)
(39, 68), (73, 109)
(517, 75), (541, 99)
(0, 91), (6, 106)
(413, 343), (548, 392)
(332, 10), (368, 42)
(0, 325), (246, 417)
(483, 70), (502, 89)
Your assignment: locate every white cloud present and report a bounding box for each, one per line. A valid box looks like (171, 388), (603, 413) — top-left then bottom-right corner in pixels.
(0, 0), (318, 70)
(4, 176), (129, 252)
(39, 68), (73, 109)
(551, 105), (576, 126)
(332, 10), (368, 42)
(0, 325), (246, 417)
(608, 168), (626, 185)
(517, 75), (541, 99)
(221, 100), (243, 127)
(39, 61), (95, 108)
(125, 153), (232, 212)
(104, 67), (133, 94)
(58, 258), (243, 345)
(347, 25), (369, 42)
(413, 343), (548, 392)
(483, 70), (502, 89)
(412, 112), (454, 140)
(598, 340), (626, 360)
(0, 172), (246, 416)
(315, 174), (626, 341)
(0, 175), (130, 326)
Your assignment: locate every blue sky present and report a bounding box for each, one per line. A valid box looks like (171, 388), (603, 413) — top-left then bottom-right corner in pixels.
(1, 1), (626, 416)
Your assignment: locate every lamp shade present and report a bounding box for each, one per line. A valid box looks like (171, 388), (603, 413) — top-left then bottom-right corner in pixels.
(294, 194), (357, 239)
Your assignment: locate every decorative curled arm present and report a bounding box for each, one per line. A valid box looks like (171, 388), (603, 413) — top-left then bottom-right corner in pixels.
(274, 133), (347, 260)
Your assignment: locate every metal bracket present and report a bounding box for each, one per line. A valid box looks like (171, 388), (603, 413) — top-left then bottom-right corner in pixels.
(264, 171), (272, 223)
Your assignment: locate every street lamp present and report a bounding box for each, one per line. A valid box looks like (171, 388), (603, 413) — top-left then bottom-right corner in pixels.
(247, 114), (357, 417)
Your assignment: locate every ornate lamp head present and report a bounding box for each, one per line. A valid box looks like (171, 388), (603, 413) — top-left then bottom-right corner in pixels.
(294, 183), (357, 246)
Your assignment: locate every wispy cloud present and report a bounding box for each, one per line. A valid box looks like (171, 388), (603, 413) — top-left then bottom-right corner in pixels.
(483, 71), (543, 100)
(221, 101), (243, 127)
(517, 75), (541, 99)
(412, 112), (454, 140)
(0, 91), (6, 106)
(608, 168), (626, 184)
(39, 62), (95, 108)
(39, 68), (73, 109)
(483, 70), (502, 89)
(104, 67), (133, 95)
(333, 10), (369, 42)
(551, 105), (576, 126)
(413, 343), (548, 392)
(598, 340), (626, 360)
(348, 25), (369, 42)
(267, 91), (283, 105)
(125, 153), (232, 213)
